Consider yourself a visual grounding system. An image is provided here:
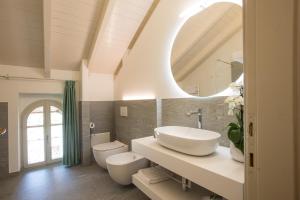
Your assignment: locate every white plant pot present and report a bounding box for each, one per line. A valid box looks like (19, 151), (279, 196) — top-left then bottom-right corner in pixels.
(230, 142), (244, 163)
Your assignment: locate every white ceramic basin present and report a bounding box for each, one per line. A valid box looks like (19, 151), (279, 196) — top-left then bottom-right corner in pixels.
(154, 126), (221, 156)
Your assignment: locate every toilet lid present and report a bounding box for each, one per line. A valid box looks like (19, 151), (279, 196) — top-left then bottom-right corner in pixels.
(93, 141), (126, 151)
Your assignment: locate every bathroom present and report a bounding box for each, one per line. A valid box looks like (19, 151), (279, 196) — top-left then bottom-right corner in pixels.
(0, 0), (299, 200)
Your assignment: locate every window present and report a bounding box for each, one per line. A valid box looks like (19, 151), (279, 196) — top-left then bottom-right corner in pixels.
(23, 100), (63, 167)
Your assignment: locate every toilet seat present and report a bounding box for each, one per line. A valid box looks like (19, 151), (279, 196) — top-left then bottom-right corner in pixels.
(93, 140), (126, 151)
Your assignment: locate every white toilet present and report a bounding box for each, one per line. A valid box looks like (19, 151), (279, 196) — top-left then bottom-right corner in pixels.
(106, 152), (149, 185)
(91, 133), (128, 169)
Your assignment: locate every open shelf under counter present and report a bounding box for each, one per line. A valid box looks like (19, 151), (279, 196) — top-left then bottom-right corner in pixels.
(132, 136), (244, 200)
(133, 172), (212, 200)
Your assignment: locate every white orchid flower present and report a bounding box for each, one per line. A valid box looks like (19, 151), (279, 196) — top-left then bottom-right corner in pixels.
(229, 102), (236, 109)
(225, 82), (244, 116)
(229, 82), (243, 94)
(235, 96), (244, 106)
(225, 96), (234, 103)
(228, 109), (234, 116)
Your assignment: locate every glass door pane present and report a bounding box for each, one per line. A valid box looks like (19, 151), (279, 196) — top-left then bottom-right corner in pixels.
(27, 107), (43, 126)
(51, 125), (63, 159)
(27, 127), (45, 164)
(26, 106), (45, 165)
(50, 106), (63, 160)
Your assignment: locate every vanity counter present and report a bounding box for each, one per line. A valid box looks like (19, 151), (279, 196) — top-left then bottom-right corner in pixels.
(132, 136), (244, 200)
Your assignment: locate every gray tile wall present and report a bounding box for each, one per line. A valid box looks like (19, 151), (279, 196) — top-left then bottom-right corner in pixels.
(79, 101), (114, 165)
(89, 101), (114, 138)
(79, 101), (90, 165)
(114, 100), (157, 147)
(0, 102), (8, 178)
(79, 97), (233, 165)
(161, 97), (234, 147)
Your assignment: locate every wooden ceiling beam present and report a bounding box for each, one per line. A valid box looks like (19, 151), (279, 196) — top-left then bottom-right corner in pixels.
(87, 0), (109, 70)
(114, 0), (160, 77)
(43, 0), (52, 77)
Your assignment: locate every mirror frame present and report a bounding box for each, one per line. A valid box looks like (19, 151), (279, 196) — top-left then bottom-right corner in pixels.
(170, 0), (243, 98)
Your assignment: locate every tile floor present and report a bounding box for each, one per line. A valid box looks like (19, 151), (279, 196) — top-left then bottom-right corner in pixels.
(0, 163), (149, 200)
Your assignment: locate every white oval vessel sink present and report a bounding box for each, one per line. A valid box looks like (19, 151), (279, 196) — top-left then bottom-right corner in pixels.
(154, 126), (221, 156)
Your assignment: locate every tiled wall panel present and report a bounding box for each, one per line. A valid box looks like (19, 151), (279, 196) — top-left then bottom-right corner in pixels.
(161, 97), (234, 147)
(79, 101), (114, 165)
(114, 100), (157, 147)
(80, 97), (233, 164)
(0, 102), (8, 177)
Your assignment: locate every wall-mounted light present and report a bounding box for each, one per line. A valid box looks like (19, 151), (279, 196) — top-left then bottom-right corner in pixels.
(122, 94), (155, 101)
(0, 128), (7, 136)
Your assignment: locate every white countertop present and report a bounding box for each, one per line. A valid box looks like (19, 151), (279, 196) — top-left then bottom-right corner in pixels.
(132, 136), (244, 200)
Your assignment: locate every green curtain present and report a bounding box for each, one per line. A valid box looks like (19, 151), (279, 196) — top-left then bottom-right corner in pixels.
(63, 81), (80, 167)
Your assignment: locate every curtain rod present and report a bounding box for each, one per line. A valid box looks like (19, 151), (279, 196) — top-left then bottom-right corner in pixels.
(0, 74), (78, 82)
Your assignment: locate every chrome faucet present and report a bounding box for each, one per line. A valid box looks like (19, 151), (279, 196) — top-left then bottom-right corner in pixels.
(186, 109), (203, 129)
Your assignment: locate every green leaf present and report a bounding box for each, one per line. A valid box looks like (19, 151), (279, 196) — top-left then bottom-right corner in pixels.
(235, 112), (243, 127)
(228, 129), (241, 143)
(234, 137), (244, 153)
(227, 117), (244, 153)
(227, 125), (238, 135)
(228, 122), (239, 129)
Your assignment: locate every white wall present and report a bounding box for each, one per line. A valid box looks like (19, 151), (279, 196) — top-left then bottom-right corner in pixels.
(1, 61), (113, 172)
(0, 65), (79, 173)
(87, 73), (114, 101)
(114, 0), (203, 100)
(19, 94), (62, 114)
(114, 0), (243, 100)
(81, 61), (114, 101)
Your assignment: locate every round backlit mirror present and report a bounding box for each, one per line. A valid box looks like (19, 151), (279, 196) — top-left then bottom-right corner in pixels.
(171, 2), (243, 97)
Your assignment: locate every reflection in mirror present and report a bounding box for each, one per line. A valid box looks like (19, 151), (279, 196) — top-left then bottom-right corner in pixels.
(171, 2), (243, 97)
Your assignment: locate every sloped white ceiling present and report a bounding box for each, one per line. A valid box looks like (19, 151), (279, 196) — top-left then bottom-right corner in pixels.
(0, 0), (153, 73)
(49, 0), (105, 71)
(0, 0), (44, 68)
(88, 0), (153, 74)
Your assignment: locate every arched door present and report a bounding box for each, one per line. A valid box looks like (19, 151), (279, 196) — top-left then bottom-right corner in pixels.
(22, 100), (63, 168)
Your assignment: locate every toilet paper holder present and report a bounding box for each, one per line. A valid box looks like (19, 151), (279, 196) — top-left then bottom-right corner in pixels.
(0, 128), (7, 136)
(90, 122), (95, 134)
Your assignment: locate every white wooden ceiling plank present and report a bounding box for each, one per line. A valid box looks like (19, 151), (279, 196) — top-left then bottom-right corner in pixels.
(88, 0), (153, 73)
(0, 0), (44, 68)
(50, 0), (105, 70)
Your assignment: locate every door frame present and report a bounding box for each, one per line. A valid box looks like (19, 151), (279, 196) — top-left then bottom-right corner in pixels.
(296, 0), (300, 197)
(21, 100), (62, 168)
(244, 0), (297, 199)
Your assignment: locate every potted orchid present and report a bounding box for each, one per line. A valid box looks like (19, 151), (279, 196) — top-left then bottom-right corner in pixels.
(225, 83), (244, 162)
